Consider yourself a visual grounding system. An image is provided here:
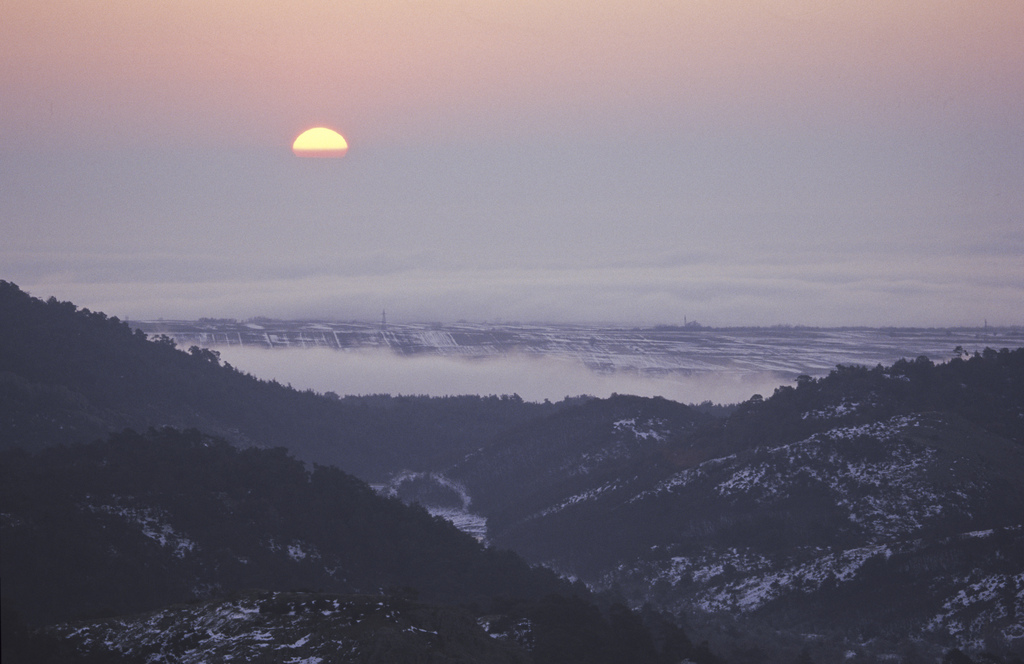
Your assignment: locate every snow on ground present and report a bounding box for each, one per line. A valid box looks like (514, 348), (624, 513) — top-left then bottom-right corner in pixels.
(925, 571), (1024, 650)
(613, 417), (668, 441)
(633, 416), (931, 516)
(49, 593), (417, 663)
(619, 543), (893, 614)
(287, 542), (322, 562)
(375, 472), (489, 541)
(424, 506), (488, 542)
(801, 400), (868, 421)
(140, 321), (1024, 402)
(700, 415), (953, 539)
(535, 481), (624, 519)
(414, 330), (458, 348)
(85, 500), (196, 558)
(628, 455), (737, 503)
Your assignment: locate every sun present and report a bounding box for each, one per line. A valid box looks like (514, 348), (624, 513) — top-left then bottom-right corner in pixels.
(292, 127), (348, 158)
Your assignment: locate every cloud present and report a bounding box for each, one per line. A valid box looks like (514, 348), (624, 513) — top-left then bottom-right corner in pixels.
(214, 346), (788, 406)
(12, 254), (1022, 328)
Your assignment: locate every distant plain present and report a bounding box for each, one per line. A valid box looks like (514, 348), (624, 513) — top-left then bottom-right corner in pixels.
(138, 321), (1024, 404)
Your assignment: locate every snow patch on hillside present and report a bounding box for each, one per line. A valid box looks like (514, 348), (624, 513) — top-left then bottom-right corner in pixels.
(623, 544), (892, 614)
(706, 415), (954, 538)
(801, 400), (865, 420)
(85, 499), (196, 558)
(537, 481), (624, 518)
(628, 454), (737, 503)
(613, 418), (667, 441)
(818, 415), (921, 441)
(558, 418), (673, 479)
(287, 541), (322, 562)
(926, 571), (1024, 650)
(376, 471), (488, 541)
(51, 593), (419, 663)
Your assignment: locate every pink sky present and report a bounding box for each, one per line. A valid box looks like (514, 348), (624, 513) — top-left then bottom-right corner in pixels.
(2, 0), (1022, 325)
(5, 1), (1021, 146)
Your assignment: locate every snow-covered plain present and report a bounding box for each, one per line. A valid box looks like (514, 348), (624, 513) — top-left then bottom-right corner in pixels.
(135, 321), (1024, 404)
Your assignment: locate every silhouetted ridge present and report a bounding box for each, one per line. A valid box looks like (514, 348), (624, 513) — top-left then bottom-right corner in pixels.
(0, 280), (570, 480)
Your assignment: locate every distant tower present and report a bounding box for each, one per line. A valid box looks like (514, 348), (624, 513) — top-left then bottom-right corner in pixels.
(381, 310), (387, 331)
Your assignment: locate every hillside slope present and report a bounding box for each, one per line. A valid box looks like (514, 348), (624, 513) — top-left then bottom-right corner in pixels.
(0, 280), (567, 480)
(424, 352), (1024, 661)
(1, 428), (718, 664)
(0, 428), (571, 626)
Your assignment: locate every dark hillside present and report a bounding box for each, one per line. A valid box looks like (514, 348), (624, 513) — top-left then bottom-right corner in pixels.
(450, 348), (1023, 547)
(6, 281), (1022, 661)
(437, 350), (1024, 661)
(0, 433), (711, 663)
(0, 281), (567, 480)
(717, 352), (1024, 451)
(0, 428), (572, 626)
(452, 394), (714, 530)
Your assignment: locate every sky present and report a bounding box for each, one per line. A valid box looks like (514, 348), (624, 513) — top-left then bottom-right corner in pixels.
(3, 0), (1023, 327)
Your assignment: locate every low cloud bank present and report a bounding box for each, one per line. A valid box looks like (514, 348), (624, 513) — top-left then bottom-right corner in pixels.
(13, 256), (1022, 328)
(215, 346), (791, 405)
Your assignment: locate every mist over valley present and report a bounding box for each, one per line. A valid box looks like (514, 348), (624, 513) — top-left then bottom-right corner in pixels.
(137, 318), (1024, 404)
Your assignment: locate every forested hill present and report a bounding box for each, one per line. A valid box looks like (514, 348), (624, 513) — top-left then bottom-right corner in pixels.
(0, 428), (570, 625)
(1, 428), (714, 664)
(721, 349), (1024, 448)
(0, 281), (571, 480)
(449, 348), (1024, 558)
(434, 348), (1024, 662)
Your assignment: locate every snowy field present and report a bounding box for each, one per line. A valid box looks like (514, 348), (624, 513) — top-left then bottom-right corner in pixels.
(136, 321), (1024, 405)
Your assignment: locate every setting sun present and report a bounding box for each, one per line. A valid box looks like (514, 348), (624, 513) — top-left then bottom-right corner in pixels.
(292, 127), (348, 158)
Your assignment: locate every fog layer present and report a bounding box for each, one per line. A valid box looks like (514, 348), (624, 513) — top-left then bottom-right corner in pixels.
(215, 346), (789, 405)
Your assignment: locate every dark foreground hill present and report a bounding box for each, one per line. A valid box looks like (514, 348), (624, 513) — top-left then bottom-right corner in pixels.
(0, 428), (569, 625)
(0, 428), (712, 664)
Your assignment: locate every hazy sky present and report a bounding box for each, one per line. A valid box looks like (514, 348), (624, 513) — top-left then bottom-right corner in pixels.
(3, 0), (1022, 326)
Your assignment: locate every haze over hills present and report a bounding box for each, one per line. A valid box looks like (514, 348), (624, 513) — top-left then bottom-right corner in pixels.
(3, 281), (1023, 663)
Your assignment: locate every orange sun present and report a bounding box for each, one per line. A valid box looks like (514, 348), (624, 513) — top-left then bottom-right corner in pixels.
(292, 127), (348, 158)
